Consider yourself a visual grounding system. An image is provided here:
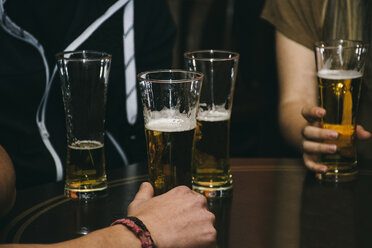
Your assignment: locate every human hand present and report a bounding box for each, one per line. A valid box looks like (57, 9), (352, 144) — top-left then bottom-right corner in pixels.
(301, 106), (371, 173)
(127, 183), (216, 248)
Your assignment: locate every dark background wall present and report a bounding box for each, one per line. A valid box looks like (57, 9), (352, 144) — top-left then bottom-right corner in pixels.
(167, 0), (298, 158)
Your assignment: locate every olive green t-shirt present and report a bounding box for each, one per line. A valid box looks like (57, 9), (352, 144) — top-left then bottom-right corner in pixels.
(261, 0), (324, 49)
(261, 0), (372, 161)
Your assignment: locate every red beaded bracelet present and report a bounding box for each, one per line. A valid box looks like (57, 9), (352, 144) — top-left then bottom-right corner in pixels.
(111, 217), (156, 248)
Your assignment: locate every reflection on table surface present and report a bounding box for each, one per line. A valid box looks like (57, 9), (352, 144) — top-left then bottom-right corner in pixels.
(2, 158), (372, 248)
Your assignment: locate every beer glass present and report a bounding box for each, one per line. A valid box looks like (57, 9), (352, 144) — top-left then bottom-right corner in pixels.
(138, 70), (203, 195)
(57, 50), (111, 199)
(184, 50), (239, 196)
(207, 196), (232, 248)
(314, 40), (368, 182)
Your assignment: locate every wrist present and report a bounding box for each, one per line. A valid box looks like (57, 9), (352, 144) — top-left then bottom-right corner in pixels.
(111, 217), (156, 248)
(111, 224), (142, 248)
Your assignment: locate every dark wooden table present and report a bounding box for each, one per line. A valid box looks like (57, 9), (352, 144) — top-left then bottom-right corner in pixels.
(1, 158), (372, 248)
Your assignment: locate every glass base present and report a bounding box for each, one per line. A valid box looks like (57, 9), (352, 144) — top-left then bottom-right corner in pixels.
(192, 180), (233, 198)
(316, 168), (358, 183)
(65, 186), (108, 200)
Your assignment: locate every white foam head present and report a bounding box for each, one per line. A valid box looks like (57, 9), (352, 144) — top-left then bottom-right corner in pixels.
(145, 108), (197, 132)
(197, 110), (230, 122)
(146, 117), (195, 132)
(317, 69), (362, 80)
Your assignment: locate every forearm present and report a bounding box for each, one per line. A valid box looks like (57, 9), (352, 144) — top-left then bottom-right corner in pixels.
(278, 100), (307, 150)
(0, 146), (16, 218)
(276, 31), (317, 151)
(0, 225), (141, 248)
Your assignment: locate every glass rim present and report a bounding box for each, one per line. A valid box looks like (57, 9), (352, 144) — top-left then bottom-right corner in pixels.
(314, 39), (368, 49)
(184, 49), (240, 61)
(137, 69), (204, 83)
(56, 50), (112, 61)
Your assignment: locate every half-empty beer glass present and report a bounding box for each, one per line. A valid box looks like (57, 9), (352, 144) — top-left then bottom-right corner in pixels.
(314, 40), (368, 182)
(57, 50), (111, 199)
(138, 70), (203, 195)
(185, 50), (239, 196)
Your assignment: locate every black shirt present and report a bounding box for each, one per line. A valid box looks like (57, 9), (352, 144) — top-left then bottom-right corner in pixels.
(0, 0), (176, 188)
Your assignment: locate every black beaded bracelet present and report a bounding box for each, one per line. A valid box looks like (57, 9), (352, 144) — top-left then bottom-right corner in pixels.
(126, 216), (156, 248)
(111, 216), (156, 248)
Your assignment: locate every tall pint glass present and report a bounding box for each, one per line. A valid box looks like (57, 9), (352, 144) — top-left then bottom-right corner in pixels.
(185, 50), (239, 196)
(314, 40), (368, 182)
(57, 50), (111, 199)
(138, 70), (203, 195)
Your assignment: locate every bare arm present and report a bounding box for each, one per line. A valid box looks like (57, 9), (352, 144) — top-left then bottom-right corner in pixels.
(276, 31), (336, 171)
(276, 31), (371, 172)
(276, 31), (317, 150)
(0, 225), (141, 248)
(0, 183), (216, 248)
(0, 146), (16, 218)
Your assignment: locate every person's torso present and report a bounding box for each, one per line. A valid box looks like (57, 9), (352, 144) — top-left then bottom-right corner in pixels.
(0, 0), (152, 188)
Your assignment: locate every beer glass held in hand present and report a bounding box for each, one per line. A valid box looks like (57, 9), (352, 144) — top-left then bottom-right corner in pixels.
(138, 70), (203, 195)
(57, 50), (111, 199)
(314, 40), (368, 182)
(184, 50), (239, 197)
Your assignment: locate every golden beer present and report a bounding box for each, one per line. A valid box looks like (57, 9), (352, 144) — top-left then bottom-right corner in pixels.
(145, 118), (195, 195)
(192, 110), (232, 188)
(65, 140), (107, 196)
(318, 69), (362, 177)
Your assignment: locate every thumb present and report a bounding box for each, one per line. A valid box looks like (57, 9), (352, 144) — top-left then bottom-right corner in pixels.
(356, 125), (372, 139)
(133, 182), (154, 202)
(302, 106), (325, 122)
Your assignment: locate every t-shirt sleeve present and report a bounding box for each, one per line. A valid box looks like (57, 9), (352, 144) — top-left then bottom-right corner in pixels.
(261, 0), (325, 50)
